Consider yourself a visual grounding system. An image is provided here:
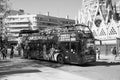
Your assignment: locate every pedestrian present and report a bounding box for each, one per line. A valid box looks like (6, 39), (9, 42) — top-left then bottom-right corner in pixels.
(43, 45), (48, 60)
(4, 45), (8, 57)
(16, 44), (21, 56)
(23, 42), (29, 58)
(112, 47), (117, 60)
(96, 48), (100, 60)
(1, 47), (7, 60)
(0, 47), (2, 60)
(118, 48), (120, 59)
(26, 44), (30, 59)
(49, 47), (55, 60)
(17, 37), (23, 56)
(10, 45), (14, 58)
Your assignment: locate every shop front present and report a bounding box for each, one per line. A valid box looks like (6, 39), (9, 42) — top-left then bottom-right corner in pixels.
(95, 39), (120, 55)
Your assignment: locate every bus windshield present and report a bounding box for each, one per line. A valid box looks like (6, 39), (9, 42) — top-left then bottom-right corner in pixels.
(75, 24), (94, 38)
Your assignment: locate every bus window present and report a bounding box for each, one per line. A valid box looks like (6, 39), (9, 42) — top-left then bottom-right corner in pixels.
(64, 42), (69, 50)
(59, 42), (69, 51)
(78, 42), (82, 53)
(71, 42), (78, 53)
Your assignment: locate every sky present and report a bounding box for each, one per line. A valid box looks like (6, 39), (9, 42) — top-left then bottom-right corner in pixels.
(10, 0), (119, 19)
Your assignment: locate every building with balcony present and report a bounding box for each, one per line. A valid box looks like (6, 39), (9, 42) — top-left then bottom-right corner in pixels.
(5, 14), (37, 43)
(5, 14), (75, 44)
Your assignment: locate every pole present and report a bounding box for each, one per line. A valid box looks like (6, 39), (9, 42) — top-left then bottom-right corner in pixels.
(69, 34), (71, 51)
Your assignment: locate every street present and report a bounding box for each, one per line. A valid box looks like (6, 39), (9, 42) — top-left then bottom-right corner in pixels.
(0, 0), (120, 80)
(0, 55), (120, 80)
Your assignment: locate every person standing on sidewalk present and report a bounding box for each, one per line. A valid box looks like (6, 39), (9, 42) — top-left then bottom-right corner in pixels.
(112, 47), (117, 60)
(10, 45), (14, 58)
(0, 47), (2, 60)
(96, 48), (101, 60)
(1, 47), (7, 60)
(16, 44), (21, 56)
(0, 47), (4, 60)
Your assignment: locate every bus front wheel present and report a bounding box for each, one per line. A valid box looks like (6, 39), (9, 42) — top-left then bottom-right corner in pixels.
(57, 54), (64, 64)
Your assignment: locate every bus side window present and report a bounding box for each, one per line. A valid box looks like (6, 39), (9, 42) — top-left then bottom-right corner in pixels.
(64, 43), (69, 50)
(78, 42), (82, 53)
(71, 43), (76, 51)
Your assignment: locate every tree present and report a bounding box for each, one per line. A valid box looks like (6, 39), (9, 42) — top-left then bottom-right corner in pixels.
(19, 9), (24, 15)
(0, 0), (10, 41)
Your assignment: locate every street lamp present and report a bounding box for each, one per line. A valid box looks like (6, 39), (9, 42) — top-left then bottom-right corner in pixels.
(117, 25), (120, 38)
(106, 27), (108, 39)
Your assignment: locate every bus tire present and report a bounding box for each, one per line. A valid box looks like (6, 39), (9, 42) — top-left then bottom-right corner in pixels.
(57, 54), (64, 64)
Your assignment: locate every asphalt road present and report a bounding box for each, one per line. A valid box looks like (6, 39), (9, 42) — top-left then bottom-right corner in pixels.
(0, 56), (120, 80)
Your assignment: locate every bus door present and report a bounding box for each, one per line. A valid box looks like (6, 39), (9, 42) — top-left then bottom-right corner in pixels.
(69, 42), (79, 63)
(59, 42), (78, 63)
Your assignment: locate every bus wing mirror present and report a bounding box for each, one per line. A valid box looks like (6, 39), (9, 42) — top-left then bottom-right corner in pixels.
(94, 39), (102, 45)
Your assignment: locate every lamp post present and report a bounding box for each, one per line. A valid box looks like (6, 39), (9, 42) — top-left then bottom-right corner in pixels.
(117, 25), (120, 55)
(117, 25), (120, 38)
(106, 27), (109, 40)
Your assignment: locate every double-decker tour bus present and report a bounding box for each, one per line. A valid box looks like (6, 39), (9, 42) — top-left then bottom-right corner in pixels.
(19, 24), (96, 64)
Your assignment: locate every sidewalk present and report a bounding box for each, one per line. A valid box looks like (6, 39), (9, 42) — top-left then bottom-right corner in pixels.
(0, 58), (24, 67)
(97, 54), (120, 63)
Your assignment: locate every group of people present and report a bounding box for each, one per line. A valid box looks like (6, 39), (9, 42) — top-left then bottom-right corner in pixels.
(0, 45), (14, 60)
(96, 46), (119, 60)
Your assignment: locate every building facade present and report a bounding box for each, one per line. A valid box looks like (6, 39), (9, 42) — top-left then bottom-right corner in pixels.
(79, 0), (120, 55)
(79, 0), (107, 25)
(36, 14), (75, 29)
(5, 14), (37, 42)
(5, 14), (75, 44)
